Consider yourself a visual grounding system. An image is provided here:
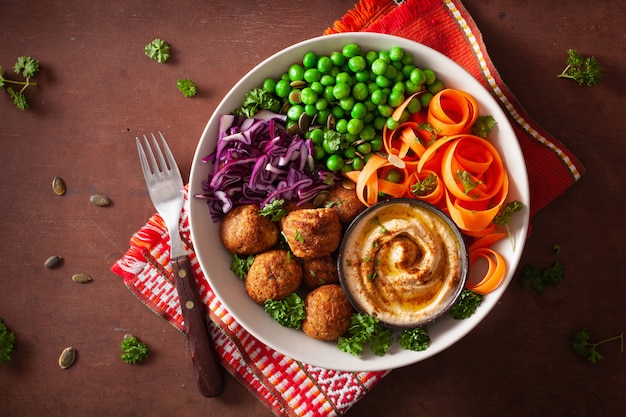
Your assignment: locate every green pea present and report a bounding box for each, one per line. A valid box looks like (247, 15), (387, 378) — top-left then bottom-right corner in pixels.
(370, 89), (387, 105)
(364, 99), (376, 112)
(388, 90), (405, 108)
(402, 52), (413, 65)
(356, 141), (372, 155)
(262, 78), (276, 93)
(384, 65), (397, 80)
(313, 145), (326, 160)
(304, 68), (321, 83)
(389, 46), (405, 62)
(399, 110), (411, 123)
(401, 64), (416, 79)
(275, 79), (291, 98)
(392, 81), (405, 94)
(310, 81), (324, 94)
(348, 56), (367, 73)
(352, 158), (364, 171)
(317, 109), (331, 125)
(309, 128), (324, 144)
(347, 118), (364, 135)
(342, 43), (361, 58)
(300, 87), (318, 105)
(330, 51), (346, 67)
(420, 91), (434, 107)
(331, 106), (345, 119)
(423, 69), (437, 85)
(385, 169), (403, 183)
(355, 70), (370, 83)
(302, 51), (318, 68)
(351, 102), (367, 119)
(407, 97), (421, 114)
(304, 103), (317, 116)
(373, 116), (386, 131)
(375, 75), (391, 88)
(326, 154), (345, 171)
(359, 125), (376, 141)
(315, 98), (328, 111)
(323, 86), (335, 102)
(287, 104), (304, 121)
(378, 50), (390, 63)
(320, 74), (335, 87)
(343, 146), (357, 159)
(385, 117), (400, 130)
(335, 118), (348, 133)
(317, 56), (333, 73)
(333, 83), (351, 100)
(335, 72), (353, 86)
(404, 79), (420, 95)
(288, 64), (305, 81)
(371, 58), (388, 76)
(370, 136), (383, 152)
(410, 68), (426, 86)
(377, 104), (394, 118)
(365, 50), (378, 64)
(339, 97), (355, 112)
(351, 82), (369, 101)
(427, 79), (444, 95)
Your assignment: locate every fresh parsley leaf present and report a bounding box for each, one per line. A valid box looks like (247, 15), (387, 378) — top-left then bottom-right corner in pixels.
(493, 200), (523, 226)
(338, 313), (393, 357)
(456, 170), (482, 195)
(144, 38), (171, 63)
(471, 115), (497, 138)
(13, 56), (39, 78)
(235, 87), (280, 117)
(449, 289), (483, 320)
(176, 79), (197, 97)
(264, 293), (306, 329)
(230, 254), (255, 280)
(557, 49), (601, 86)
(0, 317), (16, 366)
(571, 328), (624, 363)
(259, 199), (288, 222)
(323, 130), (342, 153)
(522, 259), (564, 293)
(399, 327), (430, 351)
(7, 87), (28, 110)
(410, 172), (438, 197)
(120, 335), (149, 364)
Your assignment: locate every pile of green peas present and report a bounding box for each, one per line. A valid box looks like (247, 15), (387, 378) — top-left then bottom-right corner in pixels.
(260, 43), (444, 172)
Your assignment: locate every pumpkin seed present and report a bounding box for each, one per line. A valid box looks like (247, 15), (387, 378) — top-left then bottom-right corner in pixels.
(90, 194), (110, 207)
(72, 273), (92, 283)
(52, 176), (66, 195)
(44, 255), (63, 269)
(58, 347), (76, 369)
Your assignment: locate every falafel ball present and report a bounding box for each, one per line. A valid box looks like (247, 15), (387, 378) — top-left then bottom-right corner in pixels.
(281, 208), (341, 259)
(219, 204), (279, 255)
(245, 249), (302, 304)
(302, 284), (354, 341)
(302, 255), (339, 289)
(325, 183), (367, 224)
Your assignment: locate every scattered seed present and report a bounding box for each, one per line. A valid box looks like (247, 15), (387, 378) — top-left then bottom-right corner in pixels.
(90, 194), (111, 207)
(72, 273), (92, 283)
(44, 255), (63, 269)
(58, 347), (76, 369)
(52, 176), (66, 196)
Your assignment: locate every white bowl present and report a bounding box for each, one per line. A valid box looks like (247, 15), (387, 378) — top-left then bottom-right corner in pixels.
(189, 33), (530, 371)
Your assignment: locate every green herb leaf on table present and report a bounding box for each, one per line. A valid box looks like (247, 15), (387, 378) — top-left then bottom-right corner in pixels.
(0, 317), (16, 366)
(144, 39), (171, 63)
(1, 56), (40, 110)
(177, 79), (197, 97)
(264, 293), (306, 329)
(522, 259), (564, 293)
(120, 335), (149, 364)
(571, 328), (624, 363)
(557, 49), (601, 86)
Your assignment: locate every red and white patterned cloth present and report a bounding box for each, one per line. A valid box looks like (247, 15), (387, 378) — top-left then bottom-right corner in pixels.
(112, 1), (584, 416)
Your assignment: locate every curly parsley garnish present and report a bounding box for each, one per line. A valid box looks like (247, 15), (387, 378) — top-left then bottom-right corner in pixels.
(571, 329), (624, 363)
(235, 87), (281, 117)
(0, 317), (16, 366)
(399, 327), (430, 351)
(259, 199), (288, 222)
(557, 49), (601, 86)
(449, 289), (484, 320)
(410, 172), (438, 197)
(1, 56), (40, 110)
(176, 79), (197, 98)
(230, 254), (255, 280)
(144, 38), (171, 63)
(338, 313), (393, 357)
(264, 293), (306, 329)
(120, 335), (149, 364)
(471, 115), (497, 138)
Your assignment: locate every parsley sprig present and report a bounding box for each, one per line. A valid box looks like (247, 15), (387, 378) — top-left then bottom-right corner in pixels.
(522, 245), (564, 293)
(264, 293), (306, 329)
(0, 317), (16, 366)
(0, 56), (40, 110)
(449, 289), (483, 320)
(571, 329), (624, 363)
(338, 313), (393, 357)
(144, 39), (171, 63)
(557, 49), (601, 86)
(120, 334), (149, 364)
(177, 79), (197, 98)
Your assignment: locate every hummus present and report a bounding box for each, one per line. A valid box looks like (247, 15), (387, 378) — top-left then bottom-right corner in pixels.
(338, 199), (467, 328)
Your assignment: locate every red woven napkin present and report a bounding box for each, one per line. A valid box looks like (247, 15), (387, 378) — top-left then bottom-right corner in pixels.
(112, 1), (584, 416)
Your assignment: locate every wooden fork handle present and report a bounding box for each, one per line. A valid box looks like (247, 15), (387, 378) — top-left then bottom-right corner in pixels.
(171, 255), (224, 397)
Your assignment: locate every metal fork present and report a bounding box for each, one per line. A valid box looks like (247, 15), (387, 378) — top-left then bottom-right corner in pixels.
(136, 132), (223, 397)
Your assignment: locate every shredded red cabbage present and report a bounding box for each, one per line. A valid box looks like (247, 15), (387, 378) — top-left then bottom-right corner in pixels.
(197, 110), (335, 222)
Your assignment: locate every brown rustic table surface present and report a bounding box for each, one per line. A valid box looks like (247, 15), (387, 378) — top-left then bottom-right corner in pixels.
(1, 1), (624, 416)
